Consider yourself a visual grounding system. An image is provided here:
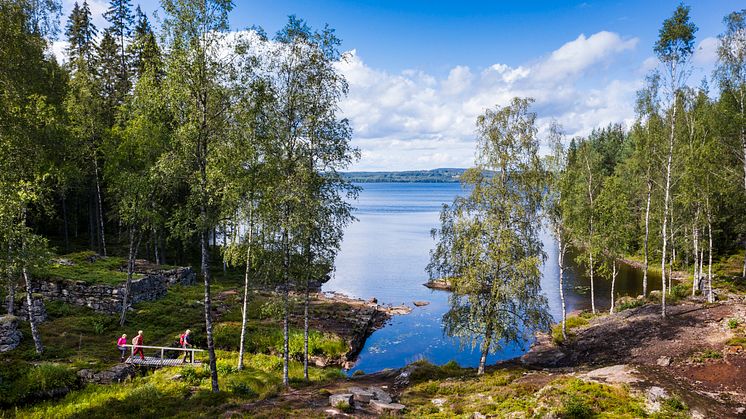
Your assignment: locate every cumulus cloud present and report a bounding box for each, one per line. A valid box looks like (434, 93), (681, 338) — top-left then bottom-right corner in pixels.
(692, 37), (719, 67)
(337, 31), (642, 170)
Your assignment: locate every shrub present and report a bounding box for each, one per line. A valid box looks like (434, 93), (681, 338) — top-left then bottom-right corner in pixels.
(561, 395), (594, 418)
(727, 318), (739, 330)
(615, 296), (644, 312)
(352, 370), (365, 376)
(335, 400), (354, 413)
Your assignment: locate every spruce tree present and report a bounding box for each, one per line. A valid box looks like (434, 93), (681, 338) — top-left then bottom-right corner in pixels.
(103, 0), (133, 105)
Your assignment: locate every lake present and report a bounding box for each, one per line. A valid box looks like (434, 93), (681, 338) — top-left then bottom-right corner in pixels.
(323, 182), (660, 373)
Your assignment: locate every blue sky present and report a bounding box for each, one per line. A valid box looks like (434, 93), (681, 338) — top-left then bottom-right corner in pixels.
(58, 0), (744, 170)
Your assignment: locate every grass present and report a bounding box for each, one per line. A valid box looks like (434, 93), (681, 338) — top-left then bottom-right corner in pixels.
(728, 318), (739, 330)
(691, 349), (722, 363)
(552, 314), (591, 345)
(33, 251), (136, 285)
(615, 296), (645, 312)
(400, 361), (653, 418)
(726, 337), (746, 347)
(13, 351), (342, 418)
(0, 253), (352, 416)
(0, 362), (79, 407)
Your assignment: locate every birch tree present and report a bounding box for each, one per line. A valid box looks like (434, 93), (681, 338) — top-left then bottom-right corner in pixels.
(654, 4), (697, 317)
(428, 98), (551, 375)
(160, 0), (236, 393)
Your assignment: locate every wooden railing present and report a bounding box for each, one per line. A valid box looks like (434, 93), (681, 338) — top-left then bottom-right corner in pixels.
(122, 344), (204, 366)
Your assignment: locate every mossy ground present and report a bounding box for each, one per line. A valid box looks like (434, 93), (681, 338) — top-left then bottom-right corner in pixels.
(0, 258), (348, 415)
(398, 360), (687, 418)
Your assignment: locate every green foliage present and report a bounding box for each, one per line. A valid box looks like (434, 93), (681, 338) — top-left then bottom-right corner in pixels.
(0, 363), (78, 407)
(692, 349), (722, 362)
(728, 318), (739, 329)
(213, 322), (347, 359)
(552, 315), (590, 344)
(334, 401), (354, 413)
(727, 337), (746, 346)
(35, 252), (133, 285)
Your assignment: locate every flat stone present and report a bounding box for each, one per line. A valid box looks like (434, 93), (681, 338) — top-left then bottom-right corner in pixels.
(348, 387), (374, 403)
(656, 356), (671, 367)
(369, 400), (405, 414)
(472, 413), (486, 419)
(413, 300), (430, 307)
(367, 386), (393, 403)
(329, 393), (353, 407)
(581, 364), (640, 384)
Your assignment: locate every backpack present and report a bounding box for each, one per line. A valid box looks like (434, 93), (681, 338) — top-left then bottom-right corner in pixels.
(179, 334), (185, 346)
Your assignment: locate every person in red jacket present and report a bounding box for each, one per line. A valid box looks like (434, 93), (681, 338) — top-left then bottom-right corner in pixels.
(117, 334), (127, 362)
(132, 330), (145, 361)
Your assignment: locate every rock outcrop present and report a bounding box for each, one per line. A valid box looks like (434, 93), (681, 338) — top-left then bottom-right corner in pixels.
(6, 294), (48, 323)
(29, 267), (195, 314)
(0, 315), (22, 352)
(77, 363), (136, 384)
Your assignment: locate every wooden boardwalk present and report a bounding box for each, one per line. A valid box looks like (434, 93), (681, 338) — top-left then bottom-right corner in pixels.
(122, 344), (204, 368)
(125, 356), (201, 367)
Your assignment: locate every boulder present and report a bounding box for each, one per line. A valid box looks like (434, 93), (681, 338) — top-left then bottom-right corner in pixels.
(329, 393), (353, 407)
(369, 400), (405, 414)
(348, 387), (374, 403)
(0, 315), (22, 352)
(413, 300), (430, 307)
(367, 386), (393, 403)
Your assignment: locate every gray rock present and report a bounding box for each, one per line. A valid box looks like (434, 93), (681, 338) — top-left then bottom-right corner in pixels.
(0, 315), (22, 352)
(472, 413), (486, 419)
(329, 393), (353, 407)
(367, 386), (393, 403)
(348, 387), (374, 403)
(645, 386), (669, 413)
(77, 364), (135, 384)
(369, 400), (405, 414)
(656, 356), (671, 367)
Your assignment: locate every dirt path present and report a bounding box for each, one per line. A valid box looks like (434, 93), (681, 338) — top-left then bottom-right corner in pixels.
(522, 299), (746, 417)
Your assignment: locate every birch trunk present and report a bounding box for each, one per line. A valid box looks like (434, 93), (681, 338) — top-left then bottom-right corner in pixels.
(707, 213), (714, 303)
(477, 327), (492, 375)
(201, 225), (219, 392)
(660, 101), (676, 318)
(609, 260), (617, 314)
(238, 206), (253, 370)
(23, 266), (43, 354)
(93, 157), (106, 256)
(6, 244), (14, 316)
(119, 227), (137, 326)
(692, 223), (699, 296)
(585, 155), (596, 314)
(558, 238), (567, 340)
(643, 179), (652, 296)
(282, 223), (290, 387)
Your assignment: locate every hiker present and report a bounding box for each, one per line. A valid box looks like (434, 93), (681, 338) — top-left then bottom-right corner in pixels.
(180, 329), (192, 363)
(132, 330), (145, 361)
(117, 334), (127, 362)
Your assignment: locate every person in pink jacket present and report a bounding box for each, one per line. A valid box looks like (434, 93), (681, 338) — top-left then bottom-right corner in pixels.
(117, 334), (127, 362)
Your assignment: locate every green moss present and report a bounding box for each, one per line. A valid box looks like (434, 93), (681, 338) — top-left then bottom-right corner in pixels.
(552, 314), (590, 344)
(727, 336), (746, 346)
(691, 349), (722, 363)
(34, 251), (136, 285)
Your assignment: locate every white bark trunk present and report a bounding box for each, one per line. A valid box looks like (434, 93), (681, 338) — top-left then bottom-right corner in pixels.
(609, 260), (617, 314)
(692, 223), (699, 296)
(238, 207), (253, 370)
(707, 214), (714, 303)
(558, 239), (567, 340)
(643, 180), (652, 296)
(93, 157), (106, 256)
(23, 267), (43, 354)
(660, 99), (676, 318)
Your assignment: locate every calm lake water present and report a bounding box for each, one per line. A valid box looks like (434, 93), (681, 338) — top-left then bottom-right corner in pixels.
(323, 183), (661, 373)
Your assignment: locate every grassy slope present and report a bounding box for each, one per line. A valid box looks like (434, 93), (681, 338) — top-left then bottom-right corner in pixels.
(1, 261), (348, 416)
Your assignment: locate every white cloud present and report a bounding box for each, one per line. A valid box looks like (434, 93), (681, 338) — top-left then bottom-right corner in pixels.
(534, 31), (638, 80)
(693, 37), (719, 67)
(338, 31), (643, 171)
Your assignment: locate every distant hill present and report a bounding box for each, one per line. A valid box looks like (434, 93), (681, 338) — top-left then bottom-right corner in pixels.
(340, 168), (467, 183)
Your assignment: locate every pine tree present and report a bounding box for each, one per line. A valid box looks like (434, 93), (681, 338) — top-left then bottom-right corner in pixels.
(103, 0), (133, 105)
(65, 0), (98, 70)
(98, 29), (121, 126)
(129, 6), (161, 78)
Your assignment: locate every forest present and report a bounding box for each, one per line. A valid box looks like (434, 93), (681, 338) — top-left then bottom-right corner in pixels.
(1, 0), (746, 417)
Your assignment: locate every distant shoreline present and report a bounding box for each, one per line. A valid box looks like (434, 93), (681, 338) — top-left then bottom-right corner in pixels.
(340, 168), (465, 183)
